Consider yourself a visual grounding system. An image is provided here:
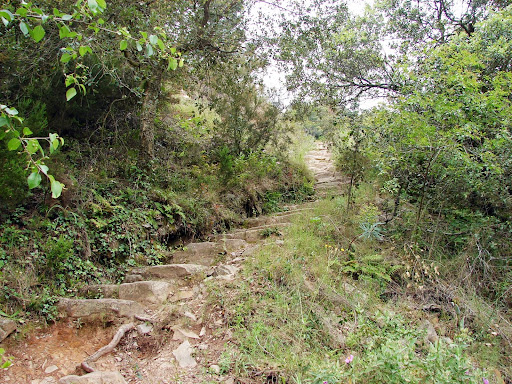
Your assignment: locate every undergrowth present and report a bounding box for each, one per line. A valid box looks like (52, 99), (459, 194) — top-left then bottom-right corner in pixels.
(0, 96), (315, 322)
(215, 185), (510, 383)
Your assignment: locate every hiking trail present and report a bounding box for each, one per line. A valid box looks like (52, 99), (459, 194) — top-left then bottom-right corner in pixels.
(2, 142), (345, 384)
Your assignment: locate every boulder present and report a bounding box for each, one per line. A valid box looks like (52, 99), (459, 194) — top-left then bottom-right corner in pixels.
(0, 316), (17, 342)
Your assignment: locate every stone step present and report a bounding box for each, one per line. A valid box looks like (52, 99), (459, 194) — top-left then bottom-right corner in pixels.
(172, 239), (247, 266)
(59, 371), (127, 384)
(242, 210), (308, 228)
(282, 201), (319, 211)
(57, 298), (145, 321)
(80, 284), (119, 299)
(315, 181), (346, 189)
(131, 264), (212, 281)
(119, 281), (173, 305)
(316, 176), (344, 184)
(213, 223), (290, 243)
(80, 281), (174, 306)
(315, 170), (337, 179)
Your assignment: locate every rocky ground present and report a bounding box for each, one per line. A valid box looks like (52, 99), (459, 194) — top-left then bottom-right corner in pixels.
(0, 143), (344, 384)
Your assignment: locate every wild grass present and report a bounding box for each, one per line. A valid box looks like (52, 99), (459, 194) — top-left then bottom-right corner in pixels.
(217, 183), (506, 383)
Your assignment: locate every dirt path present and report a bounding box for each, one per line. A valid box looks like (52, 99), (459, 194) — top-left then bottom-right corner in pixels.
(1, 142), (344, 384)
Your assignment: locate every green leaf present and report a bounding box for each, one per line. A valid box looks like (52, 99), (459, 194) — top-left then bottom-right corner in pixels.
(0, 9), (14, 23)
(170, 47), (176, 54)
(157, 38), (165, 51)
(27, 172), (42, 189)
(31, 25), (46, 43)
(88, 0), (99, 13)
(40, 165), (49, 175)
(62, 14), (73, 21)
(26, 139), (40, 155)
(50, 177), (64, 198)
(59, 25), (71, 38)
(149, 34), (158, 45)
(23, 127), (33, 135)
(97, 0), (107, 10)
(179, 58), (184, 68)
(120, 40), (128, 51)
(66, 88), (77, 101)
(4, 107), (18, 116)
(17, 8), (29, 17)
(60, 53), (73, 63)
(168, 57), (178, 71)
(97, 18), (105, 25)
(20, 21), (29, 36)
(65, 76), (75, 87)
(145, 43), (154, 57)
(0, 117), (8, 127)
(136, 41), (142, 52)
(7, 138), (21, 151)
(79, 46), (89, 56)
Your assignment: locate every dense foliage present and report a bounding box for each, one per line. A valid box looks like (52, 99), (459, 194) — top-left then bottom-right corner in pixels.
(0, 0), (313, 319)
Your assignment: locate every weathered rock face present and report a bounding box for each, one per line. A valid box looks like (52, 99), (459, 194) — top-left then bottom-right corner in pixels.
(118, 281), (173, 305)
(59, 371), (127, 384)
(0, 316), (17, 342)
(57, 298), (145, 320)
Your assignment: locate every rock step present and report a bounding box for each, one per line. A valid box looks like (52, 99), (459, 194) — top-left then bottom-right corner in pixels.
(316, 177), (345, 184)
(81, 284), (119, 298)
(242, 209), (310, 228)
(81, 281), (173, 305)
(130, 263), (211, 281)
(213, 223), (290, 242)
(119, 281), (173, 305)
(172, 239), (247, 266)
(59, 371), (127, 384)
(315, 170), (337, 179)
(57, 298), (146, 321)
(315, 181), (346, 189)
(283, 201), (319, 211)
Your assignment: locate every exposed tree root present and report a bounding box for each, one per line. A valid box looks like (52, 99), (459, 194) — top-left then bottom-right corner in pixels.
(81, 322), (135, 373)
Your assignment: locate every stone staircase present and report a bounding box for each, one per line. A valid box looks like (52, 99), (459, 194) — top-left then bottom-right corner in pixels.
(2, 142), (345, 384)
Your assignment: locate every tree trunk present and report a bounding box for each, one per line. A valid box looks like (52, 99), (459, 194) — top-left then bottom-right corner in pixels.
(140, 66), (164, 158)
